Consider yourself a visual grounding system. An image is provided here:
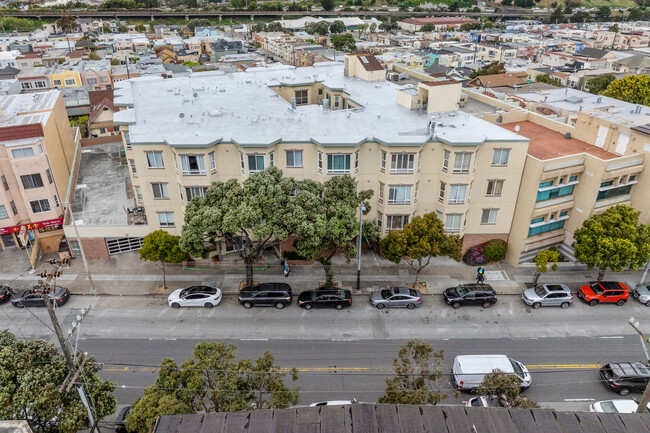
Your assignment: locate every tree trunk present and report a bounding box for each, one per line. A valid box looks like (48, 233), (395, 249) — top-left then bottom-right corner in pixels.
(414, 271), (420, 285)
(597, 270), (605, 282)
(532, 272), (540, 287)
(323, 261), (334, 286)
(245, 259), (254, 287)
(162, 260), (166, 289)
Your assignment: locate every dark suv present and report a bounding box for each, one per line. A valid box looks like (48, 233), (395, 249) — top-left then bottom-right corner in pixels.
(443, 284), (496, 309)
(238, 283), (293, 309)
(600, 361), (650, 396)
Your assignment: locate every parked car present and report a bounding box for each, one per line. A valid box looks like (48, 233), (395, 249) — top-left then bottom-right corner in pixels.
(167, 284), (222, 309)
(369, 286), (422, 310)
(114, 406), (132, 432)
(298, 288), (352, 310)
(600, 361), (650, 395)
(443, 284), (496, 309)
(578, 281), (629, 306)
(590, 399), (650, 413)
(238, 283), (293, 309)
(521, 284), (573, 309)
(465, 396), (500, 407)
(309, 399), (357, 407)
(11, 286), (70, 308)
(452, 354), (531, 393)
(633, 285), (650, 307)
(0, 285), (12, 304)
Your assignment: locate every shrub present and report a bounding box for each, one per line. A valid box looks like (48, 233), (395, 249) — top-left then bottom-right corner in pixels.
(482, 239), (508, 262)
(463, 244), (486, 266)
(283, 250), (308, 260)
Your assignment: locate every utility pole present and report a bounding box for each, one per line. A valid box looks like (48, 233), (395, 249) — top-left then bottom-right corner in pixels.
(628, 317), (650, 414)
(640, 260), (649, 286)
(355, 202), (366, 293)
(37, 259), (101, 433)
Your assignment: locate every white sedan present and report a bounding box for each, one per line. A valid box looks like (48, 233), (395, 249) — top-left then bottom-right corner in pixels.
(168, 285), (222, 309)
(590, 399), (650, 413)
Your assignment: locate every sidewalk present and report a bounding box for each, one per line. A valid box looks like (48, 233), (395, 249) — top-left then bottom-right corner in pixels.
(0, 247), (647, 297)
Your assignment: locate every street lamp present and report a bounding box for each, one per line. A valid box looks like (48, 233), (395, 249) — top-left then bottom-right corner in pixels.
(356, 202), (366, 293)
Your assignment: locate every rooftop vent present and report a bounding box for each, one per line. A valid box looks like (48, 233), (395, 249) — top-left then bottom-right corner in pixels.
(291, 98), (297, 110)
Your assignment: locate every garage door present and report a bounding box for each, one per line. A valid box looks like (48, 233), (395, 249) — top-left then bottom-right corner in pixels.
(106, 237), (144, 255)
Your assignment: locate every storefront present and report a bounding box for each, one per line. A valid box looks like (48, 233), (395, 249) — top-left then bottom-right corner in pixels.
(0, 217), (65, 254)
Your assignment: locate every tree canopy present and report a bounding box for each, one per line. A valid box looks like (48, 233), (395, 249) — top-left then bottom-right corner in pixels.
(180, 167), (297, 286)
(186, 18), (211, 32)
(585, 74), (615, 95)
(140, 229), (186, 289)
(379, 340), (447, 405)
(478, 370), (539, 408)
(603, 75), (650, 106)
(573, 205), (650, 281)
(381, 213), (462, 284)
(535, 73), (562, 87)
(126, 342), (298, 433)
(0, 331), (116, 433)
(470, 61), (505, 79)
(330, 33), (357, 52)
(328, 20), (346, 34)
(532, 248), (559, 286)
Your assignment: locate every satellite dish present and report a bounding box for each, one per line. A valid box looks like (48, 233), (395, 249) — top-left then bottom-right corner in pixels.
(515, 125), (520, 133)
(179, 113), (185, 119)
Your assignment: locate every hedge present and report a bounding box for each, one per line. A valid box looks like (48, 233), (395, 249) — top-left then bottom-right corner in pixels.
(462, 239), (508, 265)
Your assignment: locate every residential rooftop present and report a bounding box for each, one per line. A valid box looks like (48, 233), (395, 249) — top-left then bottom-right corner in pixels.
(0, 90), (58, 128)
(502, 121), (619, 161)
(113, 62), (523, 148)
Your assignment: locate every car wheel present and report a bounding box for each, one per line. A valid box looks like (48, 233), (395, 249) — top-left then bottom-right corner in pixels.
(618, 388), (631, 396)
(589, 300), (599, 306)
(482, 301), (492, 308)
(560, 302), (570, 309)
(275, 302), (285, 309)
(407, 303), (416, 310)
(335, 304), (343, 310)
(616, 299), (626, 306)
(468, 389), (478, 396)
(204, 302), (213, 309)
(171, 302), (181, 309)
(532, 302), (541, 309)
(304, 304), (313, 310)
(243, 302), (253, 309)
(452, 302), (461, 309)
(646, 301), (650, 307)
(14, 302), (24, 308)
(376, 303), (385, 310)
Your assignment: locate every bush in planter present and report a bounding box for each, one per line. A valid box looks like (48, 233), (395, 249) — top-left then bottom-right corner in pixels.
(482, 239), (508, 262)
(463, 244), (486, 266)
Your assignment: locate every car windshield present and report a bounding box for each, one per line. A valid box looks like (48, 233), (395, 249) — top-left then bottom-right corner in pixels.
(509, 359), (524, 378)
(470, 398), (483, 407)
(381, 289), (391, 300)
(598, 401), (618, 413)
(456, 286), (468, 296)
(534, 287), (547, 297)
(591, 283), (604, 295)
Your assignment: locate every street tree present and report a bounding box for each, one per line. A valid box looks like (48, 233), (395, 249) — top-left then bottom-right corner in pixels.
(310, 22), (330, 35)
(469, 61), (505, 79)
(603, 74), (650, 106)
(478, 369), (539, 408)
(609, 24), (620, 50)
(292, 176), (377, 286)
(532, 248), (560, 286)
(573, 205), (650, 281)
(535, 73), (562, 87)
(596, 5), (611, 21)
(266, 22), (284, 32)
(240, 351), (299, 409)
(186, 18), (211, 32)
(357, 23), (367, 38)
(420, 23), (436, 32)
(330, 33), (356, 52)
(369, 22), (377, 32)
(379, 340), (447, 405)
(0, 330), (117, 433)
(379, 21), (397, 33)
(329, 20), (346, 34)
(320, 0), (334, 11)
(180, 167), (297, 287)
(585, 74), (615, 94)
(56, 14), (78, 32)
(380, 213), (462, 285)
(139, 229), (187, 290)
(628, 7), (643, 21)
(549, 6), (564, 24)
(134, 23), (146, 32)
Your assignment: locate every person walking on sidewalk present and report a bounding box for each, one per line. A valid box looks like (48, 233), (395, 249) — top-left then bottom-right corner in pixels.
(283, 259), (290, 278)
(477, 265), (485, 285)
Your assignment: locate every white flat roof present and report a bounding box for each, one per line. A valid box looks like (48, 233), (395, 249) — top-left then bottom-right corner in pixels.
(0, 90), (58, 128)
(113, 63), (524, 147)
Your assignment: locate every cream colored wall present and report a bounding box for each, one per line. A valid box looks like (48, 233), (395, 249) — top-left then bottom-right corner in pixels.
(43, 94), (76, 204)
(421, 82), (461, 113)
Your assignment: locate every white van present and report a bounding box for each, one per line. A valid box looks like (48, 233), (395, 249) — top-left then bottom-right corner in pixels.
(452, 354), (532, 393)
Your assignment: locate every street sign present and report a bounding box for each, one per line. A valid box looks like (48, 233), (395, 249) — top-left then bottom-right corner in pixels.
(0, 217), (64, 236)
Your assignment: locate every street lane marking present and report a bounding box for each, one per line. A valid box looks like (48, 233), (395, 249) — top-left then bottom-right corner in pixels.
(104, 366), (371, 373)
(241, 338), (268, 341)
(526, 364), (601, 370)
(564, 398), (594, 402)
(598, 336), (624, 339)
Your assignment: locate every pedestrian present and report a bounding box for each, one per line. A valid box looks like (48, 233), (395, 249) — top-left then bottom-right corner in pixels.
(477, 265), (485, 285)
(283, 259), (290, 278)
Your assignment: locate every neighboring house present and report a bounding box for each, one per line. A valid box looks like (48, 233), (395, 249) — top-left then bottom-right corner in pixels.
(17, 71), (51, 93)
(49, 65), (82, 88)
(475, 44), (517, 63)
(154, 46), (178, 63)
(398, 17), (478, 32)
(209, 39), (244, 62)
(80, 60), (112, 90)
(611, 55), (650, 74)
(88, 92), (119, 137)
(0, 66), (21, 80)
(177, 49), (199, 64)
(194, 26), (219, 37)
(344, 53), (385, 81)
(466, 72), (528, 89)
(15, 52), (44, 69)
(0, 50), (20, 69)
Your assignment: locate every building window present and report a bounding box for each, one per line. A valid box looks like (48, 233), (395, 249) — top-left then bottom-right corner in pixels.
(286, 150), (303, 167)
(486, 179), (503, 196)
(453, 152), (471, 173)
(378, 182), (384, 203)
(597, 180), (633, 201)
(327, 154), (351, 174)
(1, 175), (8, 191)
(185, 186), (208, 201)
(35, 81), (46, 88)
(386, 214), (409, 230)
(11, 147), (35, 159)
(388, 185), (412, 204)
(247, 154), (265, 173)
(294, 89), (308, 105)
(318, 152), (323, 172)
(269, 152), (274, 167)
(0, 205), (8, 220)
(355, 151), (359, 172)
(99, 128), (106, 134)
(240, 153), (245, 173)
(390, 153), (415, 173)
(145, 151), (164, 168)
(380, 151), (386, 172)
(492, 148), (510, 166)
(438, 182), (446, 202)
(135, 186), (142, 202)
(52, 79), (62, 86)
(481, 208), (498, 224)
(528, 214), (568, 237)
(536, 179), (576, 202)
(445, 214), (462, 232)
(64, 79), (76, 86)
(209, 152), (216, 173)
(152, 182), (169, 199)
(45, 169), (53, 184)
(87, 78), (97, 85)
(181, 155), (206, 175)
(29, 199), (50, 214)
(20, 174), (44, 190)
(157, 212), (175, 227)
(53, 194), (59, 208)
(449, 184), (467, 204)
(9, 201), (17, 215)
(442, 150), (450, 172)
(417, 151), (422, 172)
(129, 159), (137, 176)
(414, 182), (419, 203)
(377, 211), (383, 230)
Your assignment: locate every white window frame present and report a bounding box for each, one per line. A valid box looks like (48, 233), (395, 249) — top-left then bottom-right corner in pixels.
(439, 182), (446, 202)
(185, 186), (208, 202)
(157, 211), (175, 227)
(453, 152), (471, 173)
(145, 151), (164, 168)
(294, 89), (308, 105)
(286, 150), (303, 168)
(442, 150), (450, 172)
(11, 147), (35, 159)
(0, 205), (8, 220)
(448, 184), (467, 204)
(386, 214), (409, 230)
(388, 185), (412, 205)
(481, 208), (498, 225)
(327, 154), (351, 175)
(380, 150), (386, 172)
(269, 151), (274, 167)
(135, 186), (143, 202)
(486, 179), (503, 196)
(181, 154), (206, 175)
(29, 199), (50, 214)
(354, 151), (359, 172)
(129, 159), (137, 177)
(240, 153), (245, 173)
(151, 182), (169, 199)
(209, 152), (216, 173)
(247, 154), (265, 173)
(64, 78), (76, 86)
(378, 182), (384, 203)
(52, 79), (62, 86)
(318, 151), (323, 173)
(390, 153), (415, 174)
(492, 148), (510, 166)
(444, 213), (462, 232)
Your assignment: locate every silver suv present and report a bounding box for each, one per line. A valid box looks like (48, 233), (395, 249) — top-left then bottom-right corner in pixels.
(522, 284), (573, 309)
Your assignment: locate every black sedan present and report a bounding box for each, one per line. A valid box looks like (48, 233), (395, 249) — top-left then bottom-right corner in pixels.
(11, 286), (70, 308)
(298, 288), (352, 310)
(0, 285), (12, 304)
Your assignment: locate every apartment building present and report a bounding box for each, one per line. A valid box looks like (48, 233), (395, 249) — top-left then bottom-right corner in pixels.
(0, 91), (78, 259)
(108, 55), (528, 259)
